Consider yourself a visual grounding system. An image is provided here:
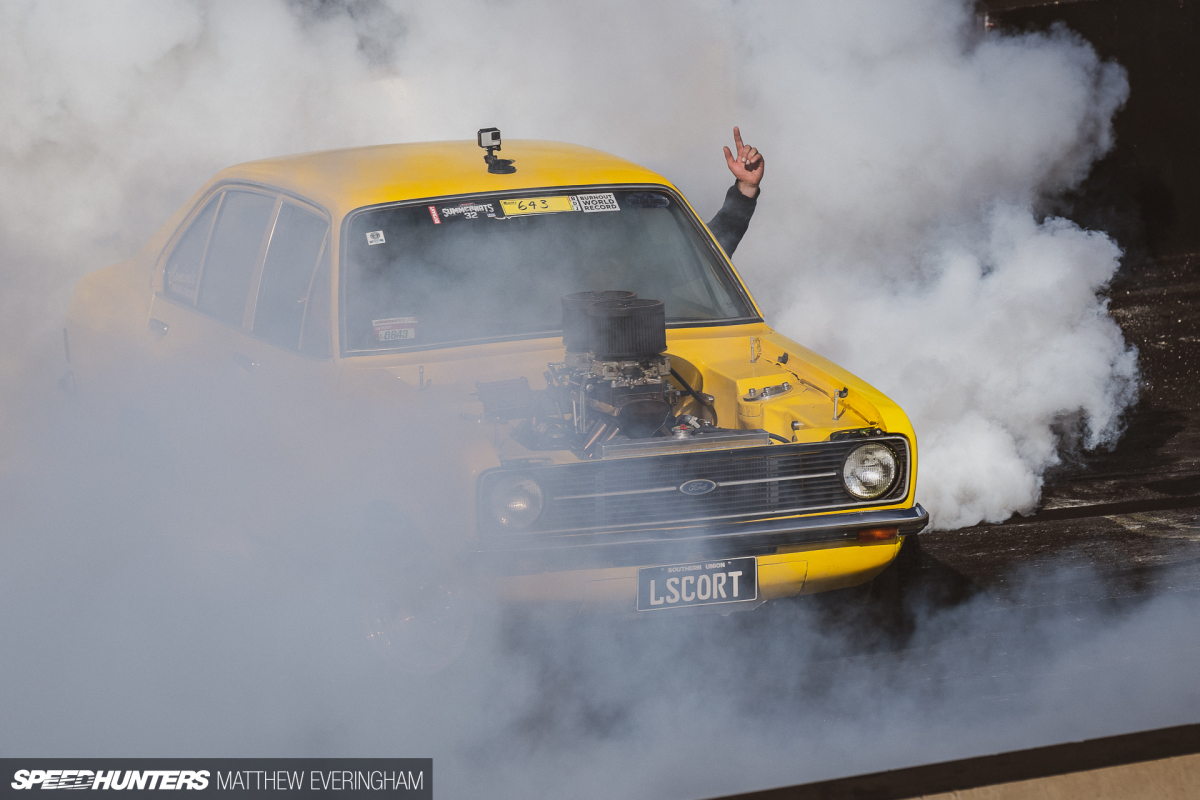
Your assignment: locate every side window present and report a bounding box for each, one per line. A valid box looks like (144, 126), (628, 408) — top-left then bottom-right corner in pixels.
(253, 203), (330, 352)
(198, 190), (275, 326)
(300, 247), (332, 359)
(164, 195), (219, 305)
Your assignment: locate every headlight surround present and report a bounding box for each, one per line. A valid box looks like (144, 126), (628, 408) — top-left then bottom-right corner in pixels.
(842, 442), (899, 500)
(487, 473), (545, 530)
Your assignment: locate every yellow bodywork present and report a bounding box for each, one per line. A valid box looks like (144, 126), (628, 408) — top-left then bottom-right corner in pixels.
(65, 139), (921, 615)
(503, 539), (903, 614)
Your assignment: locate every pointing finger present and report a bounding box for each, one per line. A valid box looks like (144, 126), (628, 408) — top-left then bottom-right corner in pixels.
(733, 126), (744, 154)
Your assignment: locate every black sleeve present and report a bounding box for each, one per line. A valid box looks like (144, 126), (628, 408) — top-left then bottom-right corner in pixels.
(706, 183), (758, 257)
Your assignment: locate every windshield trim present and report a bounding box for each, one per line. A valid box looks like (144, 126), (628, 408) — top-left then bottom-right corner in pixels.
(337, 183), (762, 358)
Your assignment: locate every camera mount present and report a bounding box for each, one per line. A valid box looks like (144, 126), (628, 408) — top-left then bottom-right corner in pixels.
(477, 127), (516, 174)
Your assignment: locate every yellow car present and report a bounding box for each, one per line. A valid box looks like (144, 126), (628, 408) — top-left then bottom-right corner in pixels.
(65, 132), (926, 663)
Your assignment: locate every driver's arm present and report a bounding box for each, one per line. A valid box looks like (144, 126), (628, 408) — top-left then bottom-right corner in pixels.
(707, 126), (764, 257)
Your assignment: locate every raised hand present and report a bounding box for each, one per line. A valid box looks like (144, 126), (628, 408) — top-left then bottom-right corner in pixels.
(723, 126), (764, 198)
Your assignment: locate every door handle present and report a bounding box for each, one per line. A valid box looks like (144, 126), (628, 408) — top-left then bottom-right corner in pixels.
(232, 352), (259, 372)
(148, 318), (169, 336)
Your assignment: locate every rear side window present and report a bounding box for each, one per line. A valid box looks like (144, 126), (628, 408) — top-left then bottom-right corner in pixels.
(254, 203), (330, 352)
(198, 190), (275, 326)
(164, 196), (219, 305)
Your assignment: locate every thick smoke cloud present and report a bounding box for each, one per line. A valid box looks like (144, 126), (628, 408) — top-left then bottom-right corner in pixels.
(0, 0), (408, 454)
(0, 0), (1133, 527)
(735, 4), (1136, 527)
(376, 0), (1138, 528)
(1, 2), (1180, 798)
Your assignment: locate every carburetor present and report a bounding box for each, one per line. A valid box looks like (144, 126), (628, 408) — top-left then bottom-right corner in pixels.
(551, 291), (677, 445)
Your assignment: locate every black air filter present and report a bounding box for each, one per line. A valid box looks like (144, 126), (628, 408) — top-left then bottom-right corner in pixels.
(561, 290), (636, 351)
(588, 298), (666, 359)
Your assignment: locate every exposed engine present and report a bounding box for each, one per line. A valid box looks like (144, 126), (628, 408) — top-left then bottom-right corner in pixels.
(476, 290), (766, 458)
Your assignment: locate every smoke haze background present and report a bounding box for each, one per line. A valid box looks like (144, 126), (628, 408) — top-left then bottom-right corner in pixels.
(0, 0), (1136, 527)
(2, 2), (1189, 798)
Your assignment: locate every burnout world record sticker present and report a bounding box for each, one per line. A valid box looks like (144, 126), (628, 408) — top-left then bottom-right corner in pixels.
(576, 192), (620, 212)
(373, 317), (417, 342)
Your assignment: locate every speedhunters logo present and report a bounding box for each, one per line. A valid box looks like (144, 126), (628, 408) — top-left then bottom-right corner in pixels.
(1, 761), (430, 797)
(12, 770), (210, 790)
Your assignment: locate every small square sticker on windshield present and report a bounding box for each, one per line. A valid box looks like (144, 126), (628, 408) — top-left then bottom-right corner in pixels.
(366, 230), (386, 245)
(576, 193), (620, 213)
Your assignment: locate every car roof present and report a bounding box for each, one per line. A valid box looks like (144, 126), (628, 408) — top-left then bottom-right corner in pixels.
(215, 139), (674, 218)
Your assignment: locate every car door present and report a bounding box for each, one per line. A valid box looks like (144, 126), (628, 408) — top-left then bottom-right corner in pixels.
(148, 186), (274, 378)
(146, 186), (338, 412)
(233, 195), (338, 411)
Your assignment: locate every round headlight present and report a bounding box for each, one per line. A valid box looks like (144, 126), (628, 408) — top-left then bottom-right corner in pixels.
(842, 443), (898, 500)
(488, 474), (545, 530)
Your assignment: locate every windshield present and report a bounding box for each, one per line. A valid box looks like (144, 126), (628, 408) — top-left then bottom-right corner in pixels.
(340, 187), (755, 353)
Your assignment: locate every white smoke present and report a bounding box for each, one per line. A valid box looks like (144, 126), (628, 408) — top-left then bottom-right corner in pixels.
(0, 0), (1134, 527)
(0, 0), (396, 456)
(0, 3), (1174, 796)
(375, 0), (1138, 527)
(732, 3), (1136, 527)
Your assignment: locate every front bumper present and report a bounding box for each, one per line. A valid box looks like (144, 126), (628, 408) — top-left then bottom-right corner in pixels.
(465, 503), (928, 576)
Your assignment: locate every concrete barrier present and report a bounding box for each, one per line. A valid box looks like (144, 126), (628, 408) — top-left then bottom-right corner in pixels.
(712, 723), (1200, 800)
(920, 752), (1200, 799)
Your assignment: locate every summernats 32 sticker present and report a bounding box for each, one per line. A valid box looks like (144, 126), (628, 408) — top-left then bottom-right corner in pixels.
(372, 317), (417, 342)
(439, 202), (495, 220)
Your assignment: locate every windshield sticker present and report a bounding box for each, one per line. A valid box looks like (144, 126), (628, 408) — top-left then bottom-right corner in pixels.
(428, 206), (441, 224)
(577, 192), (620, 213)
(439, 201), (496, 220)
(625, 192), (670, 209)
(372, 317), (417, 342)
(366, 230), (386, 245)
(500, 196), (579, 216)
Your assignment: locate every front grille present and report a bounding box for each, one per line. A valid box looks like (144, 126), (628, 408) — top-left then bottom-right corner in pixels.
(479, 436), (910, 538)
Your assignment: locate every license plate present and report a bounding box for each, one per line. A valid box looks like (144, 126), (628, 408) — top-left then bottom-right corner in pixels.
(636, 557), (758, 611)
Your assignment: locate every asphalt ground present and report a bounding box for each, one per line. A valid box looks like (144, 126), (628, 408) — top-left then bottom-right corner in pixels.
(915, 253), (1200, 608)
